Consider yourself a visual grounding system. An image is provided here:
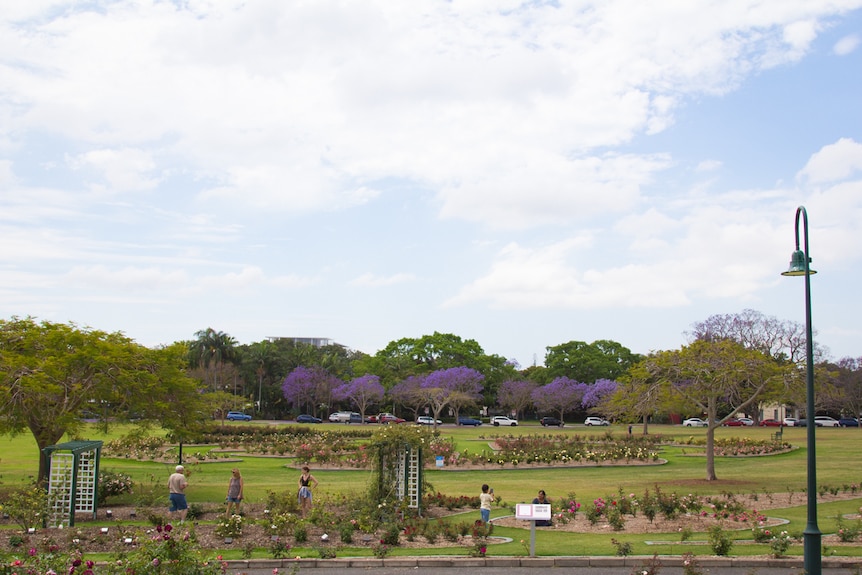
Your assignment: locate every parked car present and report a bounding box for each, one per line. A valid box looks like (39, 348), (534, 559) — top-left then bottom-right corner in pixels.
(795, 418), (822, 427)
(365, 414), (379, 423)
(814, 416), (840, 427)
(378, 413), (406, 424)
(722, 419), (745, 427)
(296, 414), (322, 424)
(540, 416), (564, 427)
(738, 417), (754, 426)
(458, 417), (482, 426)
(839, 417), (859, 427)
(416, 416), (442, 425)
(758, 419), (783, 427)
(328, 411), (353, 423)
(226, 411), (252, 421)
(491, 416), (518, 426)
(682, 418), (707, 427)
(348, 412), (364, 424)
(584, 416), (609, 426)
(783, 417), (798, 427)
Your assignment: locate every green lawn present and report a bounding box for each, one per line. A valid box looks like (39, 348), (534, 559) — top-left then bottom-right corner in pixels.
(3, 421), (862, 558)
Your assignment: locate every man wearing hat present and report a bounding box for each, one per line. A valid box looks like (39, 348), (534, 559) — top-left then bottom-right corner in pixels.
(168, 465), (189, 522)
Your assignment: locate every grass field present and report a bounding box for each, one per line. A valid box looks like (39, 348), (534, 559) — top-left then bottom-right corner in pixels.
(2, 421), (862, 558)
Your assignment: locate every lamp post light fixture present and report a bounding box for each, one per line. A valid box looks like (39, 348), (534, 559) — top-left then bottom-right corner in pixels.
(781, 205), (820, 575)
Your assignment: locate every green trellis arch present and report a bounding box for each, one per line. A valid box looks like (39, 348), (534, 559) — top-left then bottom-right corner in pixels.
(42, 440), (104, 527)
(370, 425), (429, 514)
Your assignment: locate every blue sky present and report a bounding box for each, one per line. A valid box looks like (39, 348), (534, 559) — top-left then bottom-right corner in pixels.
(1, 1), (861, 368)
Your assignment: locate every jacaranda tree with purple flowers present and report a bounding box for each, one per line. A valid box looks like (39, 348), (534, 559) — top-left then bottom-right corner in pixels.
(532, 376), (586, 423)
(497, 379), (538, 420)
(389, 374), (426, 420)
(333, 374), (385, 423)
(421, 367), (484, 425)
(582, 378), (618, 411)
(282, 366), (342, 417)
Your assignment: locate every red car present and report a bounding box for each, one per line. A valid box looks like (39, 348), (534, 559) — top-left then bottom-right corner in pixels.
(722, 419), (745, 427)
(378, 413), (406, 424)
(758, 419), (783, 427)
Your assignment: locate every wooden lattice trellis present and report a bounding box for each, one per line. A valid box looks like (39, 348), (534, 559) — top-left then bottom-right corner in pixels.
(42, 440), (103, 527)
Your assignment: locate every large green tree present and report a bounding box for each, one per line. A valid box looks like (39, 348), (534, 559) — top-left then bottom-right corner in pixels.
(372, 332), (516, 401)
(604, 357), (678, 433)
(544, 339), (641, 383)
(643, 339), (786, 480)
(0, 318), (202, 482)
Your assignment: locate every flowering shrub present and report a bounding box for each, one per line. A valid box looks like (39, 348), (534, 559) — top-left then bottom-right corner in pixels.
(98, 469), (135, 503)
(268, 537), (290, 559)
(0, 523), (228, 575)
(371, 540), (390, 558)
(215, 514), (244, 538)
(611, 538), (632, 556)
(423, 492), (480, 510)
(553, 494), (581, 524)
(686, 437), (788, 456)
(482, 434), (661, 467)
(468, 520), (492, 557)
(681, 552), (704, 575)
(707, 524), (733, 556)
(0, 484), (50, 530)
(769, 530), (792, 557)
(102, 523), (227, 575)
(0, 541), (86, 575)
(751, 526), (773, 543)
(836, 517), (862, 542)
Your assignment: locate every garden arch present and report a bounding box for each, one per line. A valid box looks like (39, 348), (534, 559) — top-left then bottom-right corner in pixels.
(42, 440), (103, 527)
(371, 427), (427, 514)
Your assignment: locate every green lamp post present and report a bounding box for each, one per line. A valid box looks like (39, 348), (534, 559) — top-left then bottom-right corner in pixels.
(781, 205), (820, 575)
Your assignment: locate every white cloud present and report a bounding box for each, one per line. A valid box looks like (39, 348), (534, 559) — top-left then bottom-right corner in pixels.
(2, 1), (852, 229)
(68, 148), (160, 193)
(834, 34), (860, 55)
(350, 272), (417, 287)
(696, 160), (723, 172)
(64, 265), (190, 292)
(797, 138), (862, 184)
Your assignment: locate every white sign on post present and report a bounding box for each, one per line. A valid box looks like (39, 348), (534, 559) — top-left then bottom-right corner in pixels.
(515, 503), (551, 520)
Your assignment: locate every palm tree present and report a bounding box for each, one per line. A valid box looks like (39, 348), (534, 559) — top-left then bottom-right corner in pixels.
(246, 340), (276, 412)
(191, 328), (238, 391)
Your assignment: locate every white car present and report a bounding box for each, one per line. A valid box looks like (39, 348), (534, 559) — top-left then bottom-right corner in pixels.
(683, 418), (707, 427)
(783, 417), (797, 427)
(814, 416), (840, 427)
(491, 416), (518, 426)
(584, 417), (610, 426)
(738, 417), (755, 426)
(416, 416), (442, 425)
(328, 411), (353, 423)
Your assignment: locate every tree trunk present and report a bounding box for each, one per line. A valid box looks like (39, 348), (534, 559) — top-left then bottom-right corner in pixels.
(705, 402), (718, 480)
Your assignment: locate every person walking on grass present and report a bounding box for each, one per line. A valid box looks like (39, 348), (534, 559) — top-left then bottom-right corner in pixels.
(168, 465), (189, 522)
(225, 468), (244, 517)
(298, 465), (318, 517)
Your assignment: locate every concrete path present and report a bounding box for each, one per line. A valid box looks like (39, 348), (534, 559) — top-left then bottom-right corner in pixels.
(225, 555), (861, 574)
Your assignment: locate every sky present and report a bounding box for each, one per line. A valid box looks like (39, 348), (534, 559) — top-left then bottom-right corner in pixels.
(1, 1), (861, 369)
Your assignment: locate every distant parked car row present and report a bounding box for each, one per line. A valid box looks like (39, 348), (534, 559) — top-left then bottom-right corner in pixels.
(679, 415), (860, 428)
(296, 414), (611, 427)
